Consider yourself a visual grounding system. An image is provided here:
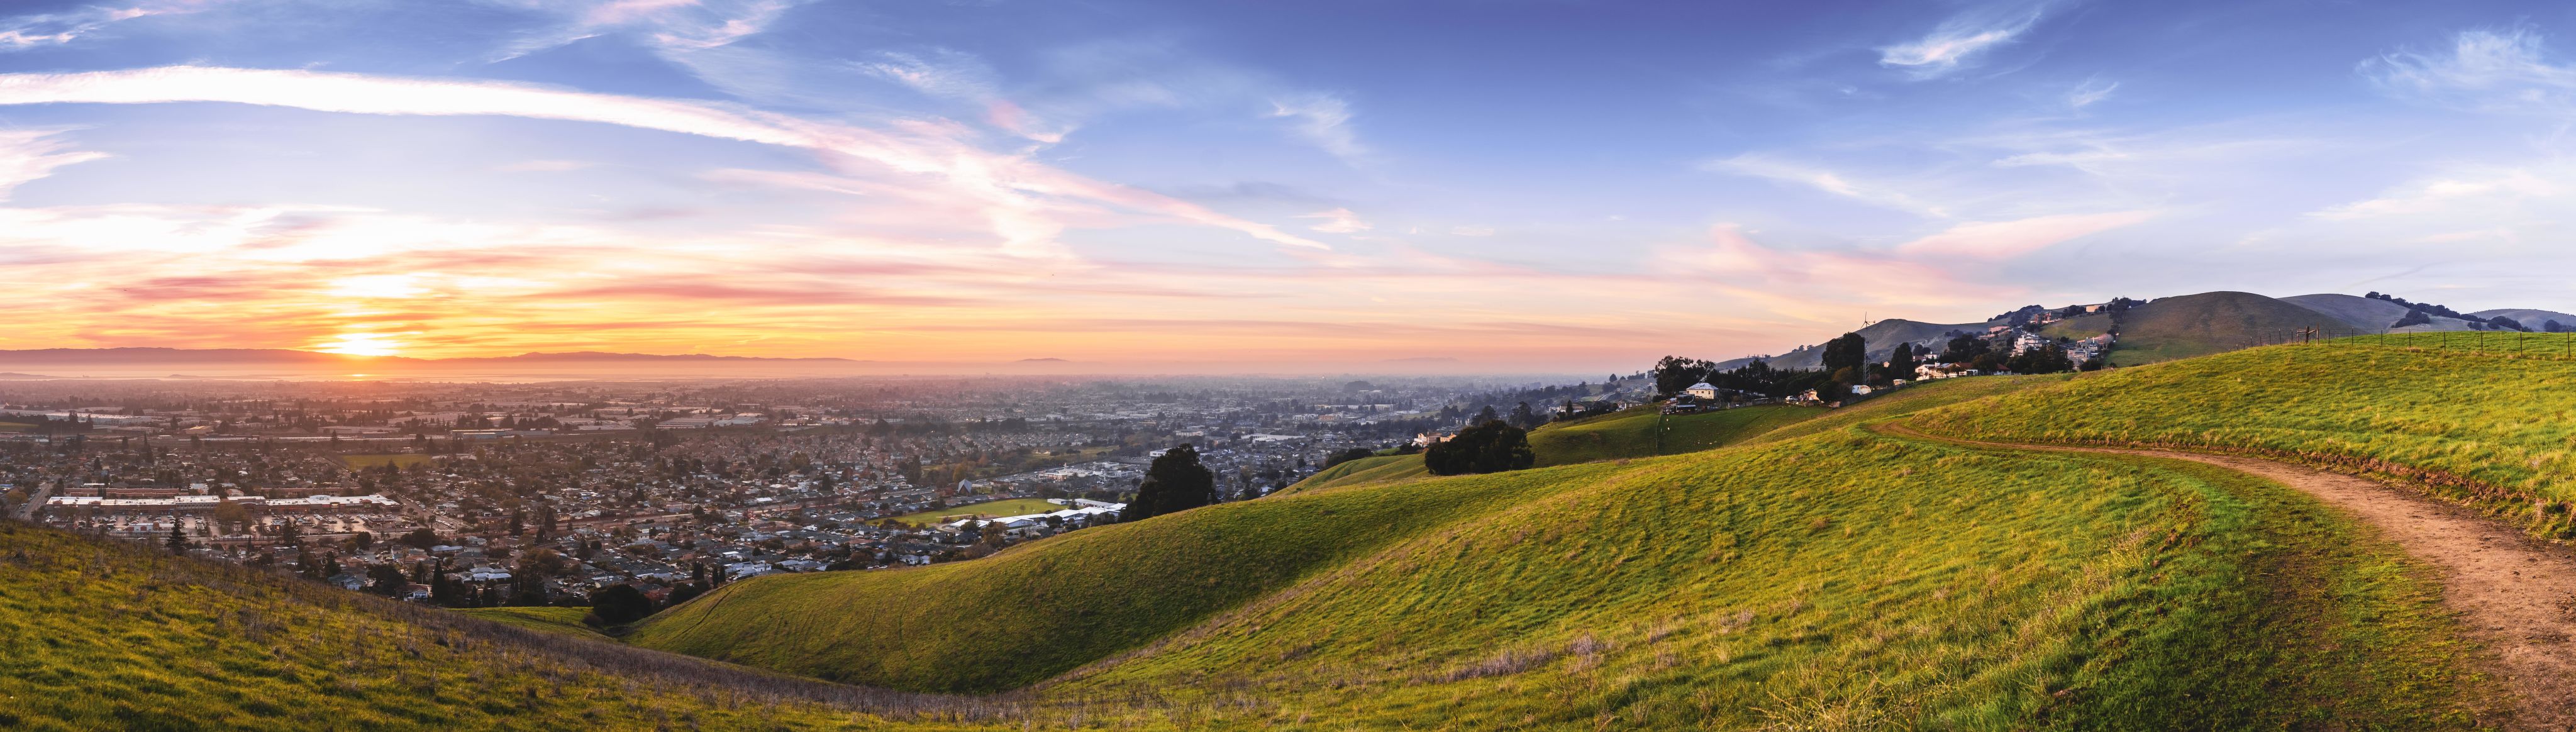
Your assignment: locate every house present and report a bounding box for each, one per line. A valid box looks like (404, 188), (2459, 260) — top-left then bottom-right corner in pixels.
(1849, 384), (1874, 396)
(2011, 331), (2051, 356)
(1683, 382), (1719, 401)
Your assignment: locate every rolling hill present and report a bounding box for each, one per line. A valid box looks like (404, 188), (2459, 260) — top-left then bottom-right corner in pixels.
(629, 461), (1634, 692)
(1523, 404), (1818, 466)
(1718, 317), (1987, 371)
(622, 366), (2502, 727)
(1274, 452), (1432, 494)
(2474, 308), (2576, 332)
(0, 520), (986, 730)
(25, 340), (2576, 728)
(1714, 291), (2576, 376)
(2100, 291), (2345, 365)
(1910, 336), (2576, 538)
(2282, 293), (2483, 331)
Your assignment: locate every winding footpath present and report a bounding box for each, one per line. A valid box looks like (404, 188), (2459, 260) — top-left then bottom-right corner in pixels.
(1889, 425), (2576, 730)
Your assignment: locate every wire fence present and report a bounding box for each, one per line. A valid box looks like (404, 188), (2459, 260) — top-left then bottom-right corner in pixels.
(2245, 327), (2576, 358)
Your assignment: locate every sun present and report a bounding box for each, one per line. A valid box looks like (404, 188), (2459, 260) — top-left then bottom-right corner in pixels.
(312, 333), (404, 357)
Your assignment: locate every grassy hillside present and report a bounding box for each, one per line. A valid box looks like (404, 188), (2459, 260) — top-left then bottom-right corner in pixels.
(2040, 311), (2114, 339)
(1274, 453), (1430, 494)
(1743, 374), (2067, 446)
(630, 461), (1629, 692)
(456, 606), (611, 640)
(1026, 428), (2497, 728)
(0, 520), (984, 731)
(625, 357), (2509, 727)
(1525, 404), (1818, 466)
(1911, 341), (2576, 540)
(2106, 291), (2343, 365)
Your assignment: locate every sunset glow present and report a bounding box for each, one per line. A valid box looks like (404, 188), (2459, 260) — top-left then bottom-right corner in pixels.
(0, 1), (2567, 370)
(311, 333), (405, 358)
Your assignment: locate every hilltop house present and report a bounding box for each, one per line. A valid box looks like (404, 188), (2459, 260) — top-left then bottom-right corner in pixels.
(1683, 382), (1719, 401)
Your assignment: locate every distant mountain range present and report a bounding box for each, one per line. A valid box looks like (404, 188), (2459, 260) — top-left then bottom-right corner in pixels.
(1714, 291), (2576, 371)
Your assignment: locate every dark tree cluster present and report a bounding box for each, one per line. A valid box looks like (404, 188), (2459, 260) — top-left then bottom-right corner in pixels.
(1127, 444), (1216, 521)
(1652, 356), (1831, 401)
(1423, 421), (1535, 475)
(2366, 291), (2528, 330)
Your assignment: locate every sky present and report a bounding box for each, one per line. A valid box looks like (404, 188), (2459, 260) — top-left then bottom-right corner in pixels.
(1, 0), (2573, 371)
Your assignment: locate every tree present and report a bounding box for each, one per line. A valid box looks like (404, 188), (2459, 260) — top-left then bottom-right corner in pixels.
(1423, 421), (1535, 476)
(1885, 343), (1918, 384)
(1821, 332), (1868, 376)
(352, 531), (373, 550)
(1509, 402), (1539, 429)
(509, 572), (550, 606)
(1128, 445), (1216, 521)
(211, 499), (248, 535)
(1472, 405), (1501, 425)
(589, 584), (653, 626)
(518, 547), (570, 577)
(400, 528), (439, 549)
(2006, 344), (2075, 374)
(1651, 355), (1716, 399)
(165, 523), (187, 555)
(367, 563), (411, 597)
(1940, 335), (1990, 365)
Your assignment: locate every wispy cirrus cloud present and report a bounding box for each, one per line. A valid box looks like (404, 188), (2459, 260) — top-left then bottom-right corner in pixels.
(1895, 209), (2157, 258)
(0, 130), (109, 200)
(2362, 26), (2576, 115)
(1712, 154), (1953, 217)
(2309, 165), (2564, 221)
(0, 65), (1329, 255)
(0, 2), (208, 50)
(1879, 3), (2050, 79)
(1297, 208), (1369, 233)
(484, 0), (811, 60)
(2067, 77), (2118, 108)
(857, 49), (1073, 143)
(1267, 93), (1366, 164)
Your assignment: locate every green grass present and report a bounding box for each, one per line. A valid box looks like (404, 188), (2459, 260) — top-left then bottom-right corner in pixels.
(1910, 343), (2576, 541)
(2327, 331), (2576, 358)
(1745, 374), (2068, 446)
(887, 498), (1067, 526)
(338, 453), (430, 470)
(2106, 291), (2345, 366)
(1020, 428), (2499, 729)
(631, 370), (2503, 727)
(1275, 453), (1431, 494)
(630, 461), (1630, 692)
(455, 606), (610, 640)
(1524, 404), (1819, 466)
(2040, 311), (2115, 340)
(0, 520), (961, 731)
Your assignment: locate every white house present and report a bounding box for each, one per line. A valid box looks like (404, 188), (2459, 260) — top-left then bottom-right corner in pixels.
(1683, 382), (1719, 400)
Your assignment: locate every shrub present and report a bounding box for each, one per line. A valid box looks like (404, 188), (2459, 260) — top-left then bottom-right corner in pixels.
(591, 584), (653, 626)
(1424, 421), (1535, 475)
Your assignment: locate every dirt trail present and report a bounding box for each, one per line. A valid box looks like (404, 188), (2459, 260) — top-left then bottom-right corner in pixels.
(1896, 428), (2576, 730)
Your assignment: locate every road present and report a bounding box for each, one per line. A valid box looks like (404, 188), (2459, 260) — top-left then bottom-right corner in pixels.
(10, 480), (53, 521)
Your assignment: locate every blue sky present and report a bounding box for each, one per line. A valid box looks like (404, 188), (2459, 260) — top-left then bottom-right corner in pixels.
(0, 0), (2571, 369)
